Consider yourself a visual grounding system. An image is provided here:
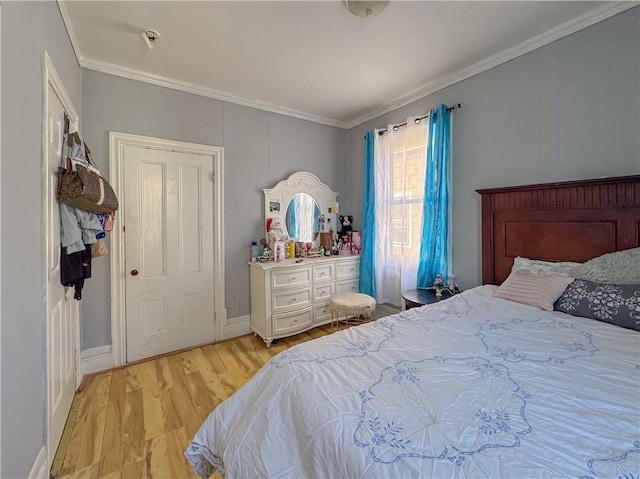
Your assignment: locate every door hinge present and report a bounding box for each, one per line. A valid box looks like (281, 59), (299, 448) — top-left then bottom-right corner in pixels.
(213, 312), (217, 323)
(210, 172), (215, 182)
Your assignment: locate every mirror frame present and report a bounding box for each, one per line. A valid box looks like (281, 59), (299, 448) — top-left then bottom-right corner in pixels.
(263, 171), (339, 242)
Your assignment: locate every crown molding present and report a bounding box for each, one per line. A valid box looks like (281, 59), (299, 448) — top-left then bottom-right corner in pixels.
(80, 58), (347, 129)
(345, 1), (639, 129)
(57, 0), (637, 130)
(57, 0), (82, 67)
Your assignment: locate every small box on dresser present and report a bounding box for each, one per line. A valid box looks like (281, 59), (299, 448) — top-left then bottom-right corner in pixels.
(250, 255), (360, 347)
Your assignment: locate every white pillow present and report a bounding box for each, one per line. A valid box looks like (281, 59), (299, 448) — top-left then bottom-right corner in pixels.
(494, 271), (574, 311)
(511, 256), (580, 276)
(569, 247), (640, 284)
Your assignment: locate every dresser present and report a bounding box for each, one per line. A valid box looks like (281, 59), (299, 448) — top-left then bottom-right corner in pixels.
(249, 255), (360, 346)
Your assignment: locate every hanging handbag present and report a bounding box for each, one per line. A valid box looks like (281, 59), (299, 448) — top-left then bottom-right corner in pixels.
(57, 132), (119, 214)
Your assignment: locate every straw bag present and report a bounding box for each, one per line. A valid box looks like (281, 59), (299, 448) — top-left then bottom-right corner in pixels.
(57, 132), (119, 214)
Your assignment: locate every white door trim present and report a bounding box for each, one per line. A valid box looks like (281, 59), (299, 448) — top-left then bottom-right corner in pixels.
(109, 132), (225, 366)
(42, 51), (80, 466)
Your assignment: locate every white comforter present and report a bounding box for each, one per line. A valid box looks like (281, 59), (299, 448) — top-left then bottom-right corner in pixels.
(185, 286), (640, 478)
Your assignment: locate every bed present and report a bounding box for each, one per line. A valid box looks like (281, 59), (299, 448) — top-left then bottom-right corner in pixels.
(186, 175), (640, 478)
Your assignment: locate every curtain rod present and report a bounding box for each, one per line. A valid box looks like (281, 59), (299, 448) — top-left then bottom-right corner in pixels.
(364, 103), (461, 138)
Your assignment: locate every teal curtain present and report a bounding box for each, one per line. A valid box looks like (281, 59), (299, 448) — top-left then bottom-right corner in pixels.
(417, 104), (451, 287)
(359, 131), (376, 297)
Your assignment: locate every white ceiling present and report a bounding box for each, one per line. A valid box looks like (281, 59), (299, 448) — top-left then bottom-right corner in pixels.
(60, 1), (634, 128)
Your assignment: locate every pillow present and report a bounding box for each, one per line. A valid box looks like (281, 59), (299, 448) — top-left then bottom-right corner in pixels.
(554, 279), (640, 331)
(494, 271), (574, 311)
(568, 247), (640, 284)
(511, 256), (580, 276)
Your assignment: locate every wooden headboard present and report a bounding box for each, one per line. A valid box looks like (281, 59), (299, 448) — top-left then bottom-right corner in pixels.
(476, 175), (640, 285)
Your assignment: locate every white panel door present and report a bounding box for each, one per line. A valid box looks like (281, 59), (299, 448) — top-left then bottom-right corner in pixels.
(124, 146), (215, 362)
(46, 86), (78, 456)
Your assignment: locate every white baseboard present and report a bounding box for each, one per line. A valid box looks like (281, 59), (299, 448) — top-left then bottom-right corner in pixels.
(220, 315), (251, 340)
(80, 345), (115, 376)
(29, 447), (47, 479)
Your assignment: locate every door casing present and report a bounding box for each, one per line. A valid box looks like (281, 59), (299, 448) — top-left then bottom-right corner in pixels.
(109, 132), (225, 366)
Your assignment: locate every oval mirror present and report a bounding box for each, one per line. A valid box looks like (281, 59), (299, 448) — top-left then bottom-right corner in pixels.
(285, 193), (320, 242)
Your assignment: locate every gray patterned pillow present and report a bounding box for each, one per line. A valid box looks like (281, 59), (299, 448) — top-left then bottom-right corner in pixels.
(554, 279), (640, 331)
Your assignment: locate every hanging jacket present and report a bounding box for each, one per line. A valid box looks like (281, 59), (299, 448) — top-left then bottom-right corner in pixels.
(60, 244), (92, 300)
(60, 203), (102, 254)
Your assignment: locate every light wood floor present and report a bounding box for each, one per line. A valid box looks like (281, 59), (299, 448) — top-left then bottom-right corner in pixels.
(52, 324), (341, 479)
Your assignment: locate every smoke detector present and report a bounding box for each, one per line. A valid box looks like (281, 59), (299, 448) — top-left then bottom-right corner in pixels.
(141, 29), (160, 50)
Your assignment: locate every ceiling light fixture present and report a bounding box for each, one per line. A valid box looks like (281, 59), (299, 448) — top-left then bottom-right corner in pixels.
(343, 0), (389, 18)
(141, 29), (161, 50)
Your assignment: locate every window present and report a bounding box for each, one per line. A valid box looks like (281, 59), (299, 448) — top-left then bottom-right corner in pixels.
(388, 128), (427, 259)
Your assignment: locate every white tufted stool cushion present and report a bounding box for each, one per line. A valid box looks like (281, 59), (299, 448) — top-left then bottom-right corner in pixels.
(330, 292), (376, 328)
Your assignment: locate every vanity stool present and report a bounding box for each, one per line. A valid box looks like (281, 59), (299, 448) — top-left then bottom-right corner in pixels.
(330, 292), (376, 330)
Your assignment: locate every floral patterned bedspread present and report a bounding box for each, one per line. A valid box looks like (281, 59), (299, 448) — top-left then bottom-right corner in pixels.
(185, 285), (640, 479)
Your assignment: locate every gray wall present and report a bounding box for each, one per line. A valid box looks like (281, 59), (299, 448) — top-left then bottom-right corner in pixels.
(1, 2), (82, 477)
(347, 7), (640, 291)
(81, 71), (347, 349)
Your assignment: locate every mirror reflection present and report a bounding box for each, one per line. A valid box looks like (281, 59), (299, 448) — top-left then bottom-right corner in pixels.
(285, 193), (320, 242)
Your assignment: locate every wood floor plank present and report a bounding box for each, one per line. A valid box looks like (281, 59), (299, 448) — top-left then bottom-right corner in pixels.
(98, 368), (128, 477)
(156, 356), (174, 390)
(178, 348), (213, 375)
(132, 359), (160, 397)
(123, 389), (146, 467)
(142, 387), (165, 442)
(228, 338), (263, 372)
(135, 359), (165, 441)
(124, 362), (144, 393)
(145, 434), (169, 478)
(186, 371), (216, 418)
(161, 354), (198, 433)
(214, 341), (252, 376)
(200, 344), (228, 375)
(200, 367), (236, 404)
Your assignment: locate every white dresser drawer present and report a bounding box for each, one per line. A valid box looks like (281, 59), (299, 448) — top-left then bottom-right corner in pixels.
(271, 267), (311, 290)
(335, 279), (359, 294)
(336, 260), (360, 280)
(272, 308), (313, 335)
(314, 283), (334, 302)
(314, 300), (332, 323)
(271, 287), (312, 313)
(313, 263), (335, 283)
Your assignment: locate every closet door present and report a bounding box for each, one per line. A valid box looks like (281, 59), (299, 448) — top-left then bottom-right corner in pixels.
(46, 84), (79, 457)
(123, 145), (215, 362)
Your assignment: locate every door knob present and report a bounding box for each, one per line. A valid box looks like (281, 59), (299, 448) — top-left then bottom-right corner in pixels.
(131, 269), (139, 276)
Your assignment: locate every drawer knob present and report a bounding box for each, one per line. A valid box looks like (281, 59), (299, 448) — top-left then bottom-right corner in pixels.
(293, 319), (298, 323)
(291, 298), (297, 302)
